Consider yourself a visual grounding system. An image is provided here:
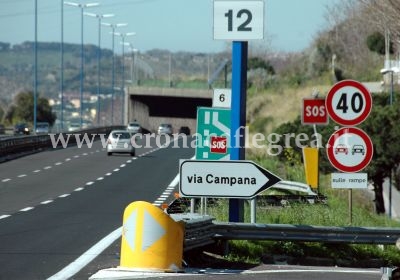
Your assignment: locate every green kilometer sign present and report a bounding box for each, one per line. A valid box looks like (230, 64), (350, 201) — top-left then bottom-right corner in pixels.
(196, 107), (231, 160)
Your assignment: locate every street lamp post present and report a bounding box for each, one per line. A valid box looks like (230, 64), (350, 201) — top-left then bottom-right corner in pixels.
(64, 1), (99, 129)
(34, 0), (38, 133)
(113, 32), (135, 125)
(85, 12), (114, 126)
(380, 66), (399, 218)
(101, 23), (127, 125)
(60, 0), (64, 131)
(123, 42), (138, 84)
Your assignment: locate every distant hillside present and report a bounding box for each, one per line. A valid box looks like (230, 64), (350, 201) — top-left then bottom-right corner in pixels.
(0, 41), (231, 105)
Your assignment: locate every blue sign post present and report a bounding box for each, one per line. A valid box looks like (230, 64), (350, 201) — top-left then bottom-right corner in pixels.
(229, 41), (248, 222)
(213, 0), (264, 222)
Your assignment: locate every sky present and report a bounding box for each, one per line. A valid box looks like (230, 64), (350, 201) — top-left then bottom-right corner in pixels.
(0, 0), (339, 53)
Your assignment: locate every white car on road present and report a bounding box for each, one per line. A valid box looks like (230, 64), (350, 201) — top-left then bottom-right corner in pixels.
(107, 130), (135, 156)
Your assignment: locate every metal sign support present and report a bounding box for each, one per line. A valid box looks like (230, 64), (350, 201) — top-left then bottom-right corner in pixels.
(229, 41), (248, 222)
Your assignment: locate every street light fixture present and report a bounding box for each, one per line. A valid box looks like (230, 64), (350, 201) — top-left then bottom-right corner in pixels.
(34, 0), (38, 133)
(380, 66), (399, 219)
(101, 22), (127, 125)
(113, 32), (135, 125)
(123, 42), (138, 84)
(64, 1), (99, 129)
(85, 12), (114, 126)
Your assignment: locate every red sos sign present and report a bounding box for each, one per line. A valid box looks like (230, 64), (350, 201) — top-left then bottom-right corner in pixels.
(210, 136), (227, 154)
(302, 98), (328, 125)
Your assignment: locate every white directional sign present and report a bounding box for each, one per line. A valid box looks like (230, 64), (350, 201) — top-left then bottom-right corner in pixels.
(213, 0), (264, 40)
(179, 160), (281, 198)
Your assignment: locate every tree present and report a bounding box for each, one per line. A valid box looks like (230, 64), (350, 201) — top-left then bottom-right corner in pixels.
(11, 91), (56, 125)
(272, 92), (400, 215)
(248, 57), (275, 75)
(366, 32), (393, 55)
(361, 93), (400, 214)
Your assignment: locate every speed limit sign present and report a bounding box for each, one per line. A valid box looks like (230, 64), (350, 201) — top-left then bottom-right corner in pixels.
(326, 80), (372, 126)
(213, 88), (231, 108)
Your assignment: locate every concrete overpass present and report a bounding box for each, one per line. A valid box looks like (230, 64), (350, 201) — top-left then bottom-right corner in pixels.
(125, 86), (213, 134)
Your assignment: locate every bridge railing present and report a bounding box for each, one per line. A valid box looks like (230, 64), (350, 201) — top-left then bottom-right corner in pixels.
(0, 126), (125, 160)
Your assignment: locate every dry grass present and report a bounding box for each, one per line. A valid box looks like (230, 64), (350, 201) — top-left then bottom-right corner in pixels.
(247, 85), (331, 134)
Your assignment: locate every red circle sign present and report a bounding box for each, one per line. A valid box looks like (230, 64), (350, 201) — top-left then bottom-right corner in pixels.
(326, 127), (373, 173)
(326, 80), (372, 126)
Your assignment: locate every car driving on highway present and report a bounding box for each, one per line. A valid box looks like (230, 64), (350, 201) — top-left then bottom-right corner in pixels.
(35, 122), (50, 134)
(106, 130), (135, 156)
(127, 122), (142, 134)
(14, 123), (30, 135)
(157, 123), (173, 135)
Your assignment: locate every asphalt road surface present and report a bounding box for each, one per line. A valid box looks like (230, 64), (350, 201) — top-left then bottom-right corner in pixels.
(0, 135), (193, 279)
(0, 135), (386, 280)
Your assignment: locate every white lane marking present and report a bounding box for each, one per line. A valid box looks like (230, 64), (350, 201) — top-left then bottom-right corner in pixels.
(20, 207), (34, 212)
(48, 227), (122, 280)
(97, 177), (104, 181)
(2, 178), (11, 182)
(105, 173), (112, 176)
(59, 194), (70, 198)
(74, 155), (79, 158)
(126, 160), (132, 163)
(82, 153), (88, 156)
(113, 168), (120, 172)
(18, 174), (27, 178)
(55, 162), (62, 166)
(33, 169), (41, 173)
(154, 200), (164, 204)
(74, 187), (84, 192)
(41, 200), (53, 205)
(86, 182), (94, 186)
(49, 167), (181, 279)
(160, 195), (169, 198)
(0, 215), (11, 220)
(44, 166), (52, 170)
(120, 164), (126, 168)
(65, 158), (71, 161)
(169, 173), (180, 187)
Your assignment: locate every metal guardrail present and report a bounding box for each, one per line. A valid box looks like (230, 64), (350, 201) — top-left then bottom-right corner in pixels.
(171, 214), (216, 252)
(176, 214), (400, 251)
(212, 222), (400, 245)
(0, 126), (125, 160)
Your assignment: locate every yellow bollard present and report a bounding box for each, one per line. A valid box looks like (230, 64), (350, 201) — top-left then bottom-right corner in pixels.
(302, 147), (319, 189)
(120, 201), (184, 272)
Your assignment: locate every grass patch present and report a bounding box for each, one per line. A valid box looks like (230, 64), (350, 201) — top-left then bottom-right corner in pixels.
(203, 156), (400, 267)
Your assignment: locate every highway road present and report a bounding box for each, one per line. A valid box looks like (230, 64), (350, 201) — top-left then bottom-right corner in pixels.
(0, 135), (194, 279)
(0, 134), (385, 280)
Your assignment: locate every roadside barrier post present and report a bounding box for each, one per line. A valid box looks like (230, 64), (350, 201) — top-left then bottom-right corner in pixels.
(120, 201), (184, 272)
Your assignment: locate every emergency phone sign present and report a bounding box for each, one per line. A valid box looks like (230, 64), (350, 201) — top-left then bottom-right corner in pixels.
(210, 136), (227, 154)
(302, 98), (328, 125)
